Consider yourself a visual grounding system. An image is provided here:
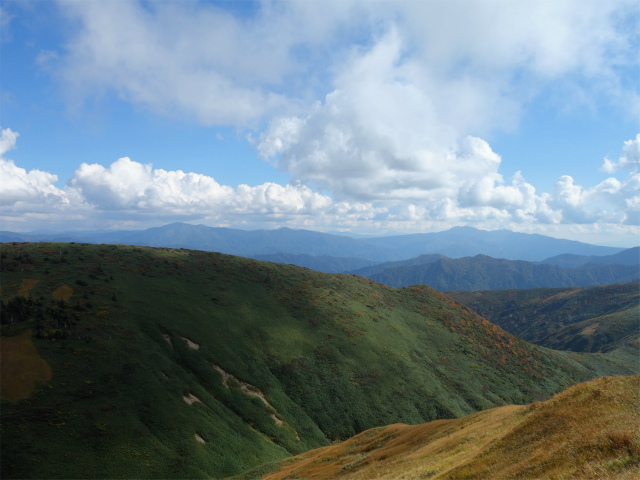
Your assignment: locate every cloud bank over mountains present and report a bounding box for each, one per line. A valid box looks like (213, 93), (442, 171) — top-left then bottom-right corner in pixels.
(2, 127), (638, 236)
(1, 0), (638, 244)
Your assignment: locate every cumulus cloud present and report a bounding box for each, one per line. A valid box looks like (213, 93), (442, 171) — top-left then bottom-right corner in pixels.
(0, 128), (69, 209)
(67, 158), (233, 210)
(601, 134), (640, 173)
(2, 124), (639, 241)
(254, 21), (638, 230)
(65, 156), (334, 218)
(0, 129), (334, 228)
(258, 32), (490, 203)
(546, 169), (640, 225)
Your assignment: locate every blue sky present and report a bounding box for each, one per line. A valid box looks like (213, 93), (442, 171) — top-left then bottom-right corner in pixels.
(1, 0), (639, 247)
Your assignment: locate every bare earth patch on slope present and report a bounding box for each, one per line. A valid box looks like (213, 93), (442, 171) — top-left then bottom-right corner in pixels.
(212, 364), (284, 427)
(181, 337), (200, 350)
(182, 393), (202, 405)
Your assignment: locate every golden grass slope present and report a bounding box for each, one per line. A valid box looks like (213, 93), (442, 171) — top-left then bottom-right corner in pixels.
(259, 376), (640, 480)
(18, 278), (39, 298)
(52, 284), (74, 302)
(0, 329), (53, 402)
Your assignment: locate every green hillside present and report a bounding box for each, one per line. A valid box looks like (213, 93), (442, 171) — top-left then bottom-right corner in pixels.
(0, 243), (635, 479)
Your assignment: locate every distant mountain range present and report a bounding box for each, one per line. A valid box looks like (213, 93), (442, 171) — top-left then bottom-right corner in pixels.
(540, 247), (640, 268)
(349, 254), (639, 290)
(0, 222), (627, 264)
(248, 253), (379, 274)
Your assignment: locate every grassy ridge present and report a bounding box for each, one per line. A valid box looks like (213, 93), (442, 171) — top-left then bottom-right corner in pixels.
(251, 376), (640, 480)
(0, 243), (635, 478)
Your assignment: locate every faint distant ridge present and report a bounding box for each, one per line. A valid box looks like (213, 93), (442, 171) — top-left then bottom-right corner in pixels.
(362, 225), (625, 261)
(0, 222), (626, 264)
(540, 246), (640, 268)
(248, 253), (379, 274)
(353, 253), (639, 290)
(345, 253), (446, 277)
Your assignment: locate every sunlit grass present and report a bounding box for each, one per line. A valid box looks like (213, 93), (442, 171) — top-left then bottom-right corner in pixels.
(257, 376), (640, 480)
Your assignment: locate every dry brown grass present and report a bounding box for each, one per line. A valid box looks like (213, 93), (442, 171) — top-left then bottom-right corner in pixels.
(52, 284), (74, 302)
(0, 329), (53, 402)
(260, 376), (640, 480)
(18, 279), (39, 298)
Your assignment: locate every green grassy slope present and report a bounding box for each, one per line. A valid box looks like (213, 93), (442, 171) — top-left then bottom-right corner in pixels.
(0, 243), (635, 479)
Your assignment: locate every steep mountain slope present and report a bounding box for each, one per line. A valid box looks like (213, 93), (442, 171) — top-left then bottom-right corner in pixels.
(448, 283), (639, 350)
(541, 246), (640, 268)
(358, 255), (639, 289)
(248, 376), (640, 480)
(0, 243), (634, 479)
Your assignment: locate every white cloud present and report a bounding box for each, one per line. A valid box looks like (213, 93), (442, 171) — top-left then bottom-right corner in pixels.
(0, 158), (67, 207)
(51, 0), (366, 126)
(65, 157), (332, 217)
(48, 0), (637, 129)
(0, 127), (18, 156)
(545, 167), (640, 225)
(255, 24), (638, 229)
(0, 128), (69, 209)
(2, 126), (639, 244)
(601, 134), (640, 173)
(258, 31), (489, 203)
(0, 130), (333, 227)
(67, 157), (233, 210)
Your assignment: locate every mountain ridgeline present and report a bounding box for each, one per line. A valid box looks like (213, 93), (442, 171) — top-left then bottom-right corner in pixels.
(541, 247), (639, 268)
(0, 242), (636, 479)
(0, 223), (625, 263)
(349, 254), (639, 290)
